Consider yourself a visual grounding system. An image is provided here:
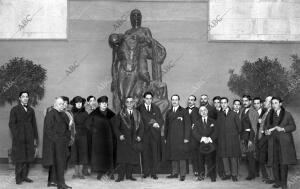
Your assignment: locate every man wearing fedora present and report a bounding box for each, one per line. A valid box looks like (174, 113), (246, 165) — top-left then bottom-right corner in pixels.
(192, 106), (217, 182)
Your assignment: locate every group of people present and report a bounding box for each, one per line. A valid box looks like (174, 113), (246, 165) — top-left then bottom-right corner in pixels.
(8, 91), (297, 189)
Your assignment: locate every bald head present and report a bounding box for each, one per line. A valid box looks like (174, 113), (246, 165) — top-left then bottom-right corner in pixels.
(54, 97), (64, 112)
(199, 106), (208, 117)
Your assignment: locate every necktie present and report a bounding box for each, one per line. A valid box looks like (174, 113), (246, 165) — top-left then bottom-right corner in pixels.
(203, 118), (207, 124)
(173, 107), (176, 113)
(147, 105), (150, 112)
(23, 105), (28, 112)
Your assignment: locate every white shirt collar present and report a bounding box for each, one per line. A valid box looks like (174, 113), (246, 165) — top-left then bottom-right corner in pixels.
(189, 105), (195, 109)
(127, 109), (133, 114)
(245, 107), (250, 113)
(276, 109), (281, 116)
(257, 108), (262, 115)
(173, 106), (179, 112)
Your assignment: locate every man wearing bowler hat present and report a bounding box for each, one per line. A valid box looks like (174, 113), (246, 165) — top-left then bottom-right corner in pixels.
(192, 106), (217, 182)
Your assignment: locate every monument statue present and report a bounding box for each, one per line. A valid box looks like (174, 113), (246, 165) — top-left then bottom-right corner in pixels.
(109, 9), (170, 115)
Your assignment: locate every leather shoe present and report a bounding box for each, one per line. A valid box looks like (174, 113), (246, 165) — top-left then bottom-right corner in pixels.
(23, 177), (33, 183)
(16, 180), (22, 185)
(221, 175), (231, 180)
(166, 174), (178, 178)
(266, 180), (275, 184)
(47, 182), (57, 187)
(180, 176), (185, 181)
(115, 177), (124, 182)
(211, 178), (216, 182)
(82, 168), (90, 176)
(109, 174), (115, 180)
(143, 174), (150, 178)
(58, 184), (72, 189)
(97, 173), (103, 180)
(246, 176), (255, 180)
(272, 184), (281, 188)
(197, 176), (204, 181)
(126, 177), (137, 181)
(151, 175), (158, 180)
(232, 176), (238, 182)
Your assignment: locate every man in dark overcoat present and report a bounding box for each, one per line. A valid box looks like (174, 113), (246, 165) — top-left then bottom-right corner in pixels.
(185, 95), (200, 177)
(137, 91), (164, 179)
(210, 96), (224, 179)
(112, 96), (144, 182)
(42, 97), (72, 189)
(9, 91), (38, 185)
(165, 94), (191, 181)
(265, 97), (297, 189)
(86, 96), (115, 180)
(217, 97), (241, 182)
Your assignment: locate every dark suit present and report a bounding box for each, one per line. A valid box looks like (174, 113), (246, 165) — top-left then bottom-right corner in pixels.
(255, 108), (267, 178)
(240, 108), (257, 179)
(217, 109), (241, 177)
(205, 104), (214, 119)
(165, 106), (191, 176)
(209, 107), (224, 178)
(192, 116), (217, 179)
(265, 108), (297, 188)
(112, 109), (144, 179)
(9, 103), (38, 183)
(186, 106), (200, 175)
(137, 103), (164, 176)
(42, 108), (71, 187)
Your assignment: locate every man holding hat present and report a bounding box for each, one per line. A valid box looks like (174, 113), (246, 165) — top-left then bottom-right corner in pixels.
(192, 106), (217, 182)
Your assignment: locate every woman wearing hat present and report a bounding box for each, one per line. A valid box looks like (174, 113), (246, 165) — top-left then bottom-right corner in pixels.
(70, 96), (89, 179)
(86, 96), (116, 180)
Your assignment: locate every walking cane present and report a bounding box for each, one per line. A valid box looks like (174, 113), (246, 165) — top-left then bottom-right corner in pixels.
(139, 152), (143, 181)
